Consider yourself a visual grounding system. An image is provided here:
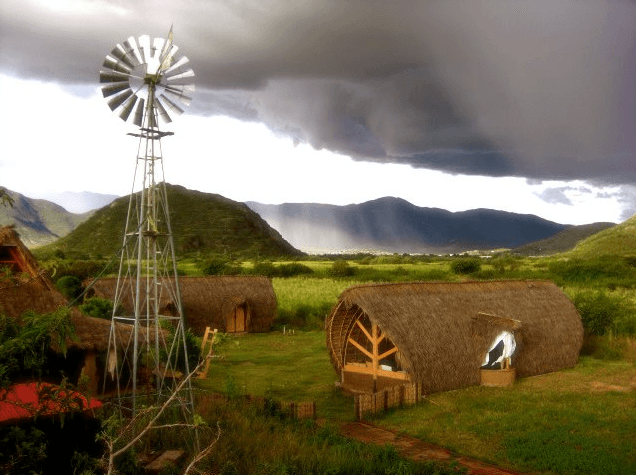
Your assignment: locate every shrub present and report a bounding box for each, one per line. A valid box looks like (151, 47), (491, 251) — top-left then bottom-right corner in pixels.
(450, 257), (481, 274)
(571, 290), (636, 336)
(201, 258), (229, 275)
(277, 262), (314, 277)
(79, 296), (123, 320)
(55, 275), (83, 300)
(328, 260), (356, 277)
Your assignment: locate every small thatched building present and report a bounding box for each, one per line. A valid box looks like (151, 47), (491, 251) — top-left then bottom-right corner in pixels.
(89, 276), (277, 335)
(0, 225), (133, 393)
(326, 281), (583, 394)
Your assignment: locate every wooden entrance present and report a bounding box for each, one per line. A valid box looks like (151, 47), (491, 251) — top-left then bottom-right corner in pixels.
(344, 315), (409, 392)
(226, 304), (248, 333)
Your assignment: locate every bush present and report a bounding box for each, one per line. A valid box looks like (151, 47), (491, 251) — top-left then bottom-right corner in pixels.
(450, 257), (481, 274)
(55, 275), (83, 300)
(277, 263), (314, 277)
(79, 296), (122, 320)
(328, 260), (356, 277)
(572, 290), (636, 336)
(201, 258), (229, 275)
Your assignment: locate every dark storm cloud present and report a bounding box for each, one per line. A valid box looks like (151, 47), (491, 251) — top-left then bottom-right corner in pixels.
(2, 0), (635, 183)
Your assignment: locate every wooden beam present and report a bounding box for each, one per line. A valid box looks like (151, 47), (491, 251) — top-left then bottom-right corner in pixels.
(348, 337), (373, 360)
(355, 319), (373, 343)
(344, 364), (410, 380)
(378, 346), (398, 361)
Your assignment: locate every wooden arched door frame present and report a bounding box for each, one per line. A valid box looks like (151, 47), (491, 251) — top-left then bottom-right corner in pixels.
(343, 310), (409, 391)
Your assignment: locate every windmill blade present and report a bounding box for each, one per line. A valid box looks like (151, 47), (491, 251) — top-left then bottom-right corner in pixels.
(163, 83), (195, 94)
(101, 82), (131, 98)
(109, 44), (136, 70)
(123, 37), (142, 66)
(163, 87), (192, 106)
(103, 55), (133, 74)
(100, 69), (130, 83)
(165, 69), (195, 82)
(152, 37), (165, 60)
(162, 55), (189, 76)
(107, 89), (133, 111)
(133, 98), (145, 127)
(138, 35), (151, 66)
(159, 94), (184, 116)
(154, 97), (173, 124)
(119, 95), (138, 122)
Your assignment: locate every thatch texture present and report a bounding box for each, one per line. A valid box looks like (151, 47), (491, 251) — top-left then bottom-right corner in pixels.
(89, 276), (277, 335)
(0, 225), (128, 352)
(326, 281), (583, 394)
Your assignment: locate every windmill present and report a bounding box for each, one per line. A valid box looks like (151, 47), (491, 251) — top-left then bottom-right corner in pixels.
(99, 28), (195, 419)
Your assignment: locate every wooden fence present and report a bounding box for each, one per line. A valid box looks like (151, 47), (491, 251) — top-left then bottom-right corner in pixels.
(354, 382), (421, 420)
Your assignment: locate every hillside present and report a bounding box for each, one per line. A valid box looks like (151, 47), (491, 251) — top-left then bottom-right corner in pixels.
(247, 197), (568, 253)
(512, 222), (615, 256)
(0, 187), (90, 247)
(37, 184), (302, 259)
(566, 214), (636, 258)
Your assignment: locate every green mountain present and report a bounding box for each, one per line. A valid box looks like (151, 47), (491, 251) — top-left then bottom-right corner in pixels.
(0, 187), (90, 247)
(565, 214), (636, 258)
(512, 222), (615, 256)
(36, 184), (302, 259)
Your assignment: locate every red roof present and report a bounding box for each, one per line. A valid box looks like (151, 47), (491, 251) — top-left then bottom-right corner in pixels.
(0, 382), (102, 424)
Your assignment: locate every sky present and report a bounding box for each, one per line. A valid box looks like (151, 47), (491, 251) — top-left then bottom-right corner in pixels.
(1, 0), (635, 225)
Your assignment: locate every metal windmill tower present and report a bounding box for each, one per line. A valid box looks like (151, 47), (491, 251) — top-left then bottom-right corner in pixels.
(99, 28), (195, 418)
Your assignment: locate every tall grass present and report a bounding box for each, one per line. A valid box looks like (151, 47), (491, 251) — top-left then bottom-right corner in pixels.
(194, 394), (463, 475)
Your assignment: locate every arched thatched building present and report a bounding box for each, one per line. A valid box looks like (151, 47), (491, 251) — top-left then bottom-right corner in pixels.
(326, 281), (583, 394)
(89, 276), (276, 335)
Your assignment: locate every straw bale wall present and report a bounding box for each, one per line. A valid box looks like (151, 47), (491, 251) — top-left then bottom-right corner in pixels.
(354, 382), (421, 420)
(327, 281), (583, 395)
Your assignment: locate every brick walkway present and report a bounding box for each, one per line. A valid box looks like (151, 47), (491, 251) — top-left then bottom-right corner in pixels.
(339, 421), (523, 475)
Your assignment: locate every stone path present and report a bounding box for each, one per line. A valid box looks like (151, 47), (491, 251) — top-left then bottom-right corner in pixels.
(339, 421), (523, 475)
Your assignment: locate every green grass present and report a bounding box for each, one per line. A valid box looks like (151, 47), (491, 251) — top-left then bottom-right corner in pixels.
(377, 357), (636, 474)
(194, 331), (636, 475)
(196, 331), (353, 420)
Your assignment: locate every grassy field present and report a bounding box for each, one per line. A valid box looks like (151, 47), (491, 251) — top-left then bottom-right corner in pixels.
(195, 331), (636, 475)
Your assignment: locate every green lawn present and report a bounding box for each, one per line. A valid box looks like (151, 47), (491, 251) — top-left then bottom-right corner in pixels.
(195, 331), (354, 420)
(195, 331), (636, 475)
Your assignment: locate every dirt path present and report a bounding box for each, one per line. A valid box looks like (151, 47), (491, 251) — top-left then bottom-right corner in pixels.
(339, 421), (524, 475)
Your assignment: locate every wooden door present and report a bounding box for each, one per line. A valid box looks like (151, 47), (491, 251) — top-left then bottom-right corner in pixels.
(226, 310), (236, 333)
(235, 306), (246, 332)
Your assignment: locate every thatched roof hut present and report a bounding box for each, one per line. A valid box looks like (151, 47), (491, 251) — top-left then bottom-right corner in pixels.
(0, 225), (135, 353)
(326, 280), (583, 394)
(89, 276), (276, 335)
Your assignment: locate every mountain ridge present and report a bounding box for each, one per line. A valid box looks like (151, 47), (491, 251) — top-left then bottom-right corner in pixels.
(247, 197), (604, 254)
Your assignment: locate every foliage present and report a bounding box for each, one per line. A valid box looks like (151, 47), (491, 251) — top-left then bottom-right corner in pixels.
(548, 257), (636, 287)
(0, 426), (47, 474)
(196, 395), (461, 475)
(450, 257), (482, 274)
(277, 262), (314, 277)
(328, 260), (356, 277)
(55, 275), (83, 300)
(79, 296), (123, 320)
(572, 290), (636, 336)
(0, 308), (75, 388)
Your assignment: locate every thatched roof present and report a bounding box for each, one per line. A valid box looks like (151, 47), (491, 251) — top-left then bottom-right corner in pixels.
(0, 226), (129, 352)
(326, 280), (583, 394)
(89, 276), (277, 335)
